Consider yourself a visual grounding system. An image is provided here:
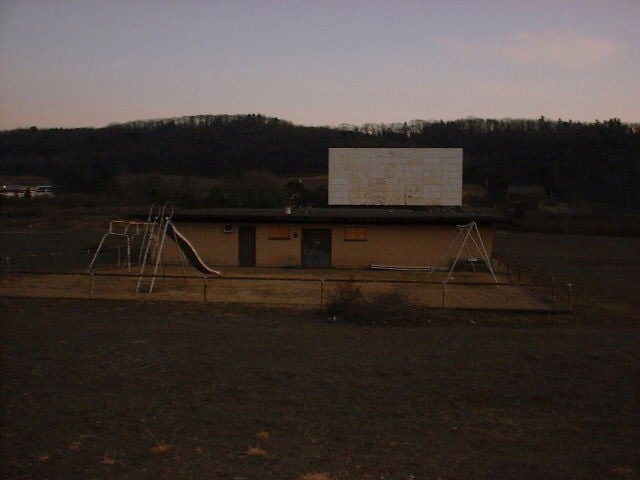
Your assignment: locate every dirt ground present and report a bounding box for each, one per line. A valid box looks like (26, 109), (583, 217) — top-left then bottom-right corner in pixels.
(1, 230), (640, 479)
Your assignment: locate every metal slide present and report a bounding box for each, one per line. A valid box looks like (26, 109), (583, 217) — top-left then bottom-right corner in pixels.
(167, 223), (222, 276)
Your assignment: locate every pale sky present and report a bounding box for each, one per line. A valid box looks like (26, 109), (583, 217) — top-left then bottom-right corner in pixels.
(1, 0), (638, 130)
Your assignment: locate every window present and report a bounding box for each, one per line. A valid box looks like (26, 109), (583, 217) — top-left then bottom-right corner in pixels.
(344, 227), (367, 241)
(223, 224), (234, 233)
(268, 225), (291, 240)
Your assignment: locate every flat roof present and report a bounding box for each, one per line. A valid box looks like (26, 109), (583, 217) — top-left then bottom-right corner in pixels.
(133, 208), (508, 225)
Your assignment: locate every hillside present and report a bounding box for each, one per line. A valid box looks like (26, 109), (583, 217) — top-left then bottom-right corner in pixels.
(1, 114), (639, 210)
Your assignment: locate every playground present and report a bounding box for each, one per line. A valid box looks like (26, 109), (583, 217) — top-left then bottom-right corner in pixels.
(0, 203), (568, 312)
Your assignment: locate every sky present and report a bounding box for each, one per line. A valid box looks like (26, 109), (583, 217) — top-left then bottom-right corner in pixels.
(0, 0), (639, 130)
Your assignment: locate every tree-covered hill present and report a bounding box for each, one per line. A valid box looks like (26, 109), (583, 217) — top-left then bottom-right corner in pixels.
(1, 114), (638, 209)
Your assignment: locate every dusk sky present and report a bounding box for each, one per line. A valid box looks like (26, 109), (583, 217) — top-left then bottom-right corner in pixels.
(1, 0), (638, 130)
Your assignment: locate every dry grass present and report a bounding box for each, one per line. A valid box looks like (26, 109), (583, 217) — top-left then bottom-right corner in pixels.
(298, 473), (331, 480)
(245, 446), (268, 457)
(2, 296), (638, 479)
(100, 453), (118, 465)
(609, 466), (635, 478)
(67, 441), (82, 451)
(149, 444), (171, 455)
(143, 424), (170, 455)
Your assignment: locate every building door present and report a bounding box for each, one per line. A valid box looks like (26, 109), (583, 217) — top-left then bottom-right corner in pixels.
(301, 228), (331, 268)
(238, 226), (256, 266)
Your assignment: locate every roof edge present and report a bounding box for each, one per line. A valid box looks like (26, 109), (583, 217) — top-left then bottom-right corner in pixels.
(129, 207), (510, 225)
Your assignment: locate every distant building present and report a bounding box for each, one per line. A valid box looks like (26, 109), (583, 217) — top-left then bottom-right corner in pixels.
(0, 185), (29, 198)
(0, 185), (56, 199)
(33, 185), (56, 198)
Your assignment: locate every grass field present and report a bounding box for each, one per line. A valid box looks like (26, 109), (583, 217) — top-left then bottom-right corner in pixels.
(1, 230), (639, 479)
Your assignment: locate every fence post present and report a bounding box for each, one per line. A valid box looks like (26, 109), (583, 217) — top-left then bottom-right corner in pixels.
(5, 256), (10, 272)
(319, 279), (324, 305)
(203, 276), (208, 302)
(89, 273), (94, 298)
(441, 281), (446, 308)
(567, 283), (573, 309)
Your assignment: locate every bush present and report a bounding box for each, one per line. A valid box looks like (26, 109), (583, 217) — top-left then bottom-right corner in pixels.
(326, 283), (421, 325)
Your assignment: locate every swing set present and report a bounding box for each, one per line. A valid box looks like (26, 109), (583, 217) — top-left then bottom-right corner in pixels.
(427, 221), (498, 284)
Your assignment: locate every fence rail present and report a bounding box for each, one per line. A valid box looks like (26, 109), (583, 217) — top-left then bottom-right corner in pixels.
(1, 246), (126, 272)
(0, 269), (572, 311)
(493, 253), (557, 285)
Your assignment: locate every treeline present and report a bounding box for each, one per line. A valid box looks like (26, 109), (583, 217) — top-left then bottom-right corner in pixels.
(1, 114), (639, 209)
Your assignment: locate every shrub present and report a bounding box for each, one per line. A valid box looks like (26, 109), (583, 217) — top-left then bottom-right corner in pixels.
(326, 283), (420, 325)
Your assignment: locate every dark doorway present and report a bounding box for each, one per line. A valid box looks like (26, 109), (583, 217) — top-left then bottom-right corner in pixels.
(301, 228), (332, 268)
(238, 226), (256, 267)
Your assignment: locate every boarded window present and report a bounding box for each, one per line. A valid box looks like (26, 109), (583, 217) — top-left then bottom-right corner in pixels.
(344, 227), (367, 241)
(268, 226), (291, 240)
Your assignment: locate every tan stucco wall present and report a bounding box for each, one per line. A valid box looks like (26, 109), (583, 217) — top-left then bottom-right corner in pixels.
(332, 224), (493, 268)
(161, 221), (494, 269)
(255, 224), (301, 267)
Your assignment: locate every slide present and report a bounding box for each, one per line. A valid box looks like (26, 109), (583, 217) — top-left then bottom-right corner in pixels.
(167, 223), (222, 276)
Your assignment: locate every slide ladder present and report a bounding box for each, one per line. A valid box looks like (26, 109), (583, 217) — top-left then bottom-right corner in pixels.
(136, 202), (221, 293)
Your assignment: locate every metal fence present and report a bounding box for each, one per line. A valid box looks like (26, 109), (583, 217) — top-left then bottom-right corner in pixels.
(0, 268), (572, 311)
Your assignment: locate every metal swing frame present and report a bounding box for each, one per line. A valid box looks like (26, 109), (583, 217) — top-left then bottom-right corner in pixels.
(427, 221), (498, 284)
